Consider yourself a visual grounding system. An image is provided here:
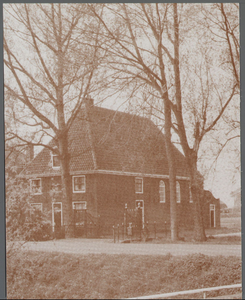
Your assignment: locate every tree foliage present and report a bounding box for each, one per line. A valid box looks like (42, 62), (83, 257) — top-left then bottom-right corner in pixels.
(6, 172), (52, 242)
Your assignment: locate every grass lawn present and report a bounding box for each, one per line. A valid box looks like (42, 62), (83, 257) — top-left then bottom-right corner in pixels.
(7, 251), (241, 299)
(147, 225), (241, 244)
(144, 235), (241, 245)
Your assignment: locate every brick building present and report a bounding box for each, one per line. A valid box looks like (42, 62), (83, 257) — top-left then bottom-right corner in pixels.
(19, 99), (220, 237)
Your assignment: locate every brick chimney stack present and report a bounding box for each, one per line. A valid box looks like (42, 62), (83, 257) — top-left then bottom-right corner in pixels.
(27, 143), (34, 161)
(84, 96), (94, 107)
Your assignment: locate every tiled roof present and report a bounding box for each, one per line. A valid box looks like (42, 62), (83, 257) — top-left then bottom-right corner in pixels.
(20, 104), (189, 178)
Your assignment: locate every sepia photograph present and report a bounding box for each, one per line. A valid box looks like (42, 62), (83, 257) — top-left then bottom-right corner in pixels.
(4, 3), (241, 299)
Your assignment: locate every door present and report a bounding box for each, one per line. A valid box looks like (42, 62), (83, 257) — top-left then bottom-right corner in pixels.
(73, 202), (87, 237)
(135, 200), (144, 229)
(52, 202), (63, 238)
(210, 204), (216, 228)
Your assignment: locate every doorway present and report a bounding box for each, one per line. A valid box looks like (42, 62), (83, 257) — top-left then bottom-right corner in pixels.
(52, 202), (63, 238)
(73, 201), (87, 237)
(210, 204), (216, 228)
(135, 200), (144, 229)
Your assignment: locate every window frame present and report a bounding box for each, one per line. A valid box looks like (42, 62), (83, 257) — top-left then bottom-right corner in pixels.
(51, 153), (60, 169)
(72, 175), (86, 193)
(72, 201), (87, 210)
(159, 180), (166, 203)
(176, 181), (181, 203)
(30, 203), (43, 212)
(30, 178), (42, 195)
(135, 177), (143, 194)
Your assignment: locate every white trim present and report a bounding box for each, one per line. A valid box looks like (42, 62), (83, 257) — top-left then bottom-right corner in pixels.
(21, 169), (190, 181)
(72, 201), (87, 210)
(96, 170), (189, 181)
(159, 180), (166, 203)
(52, 202), (63, 231)
(51, 153), (60, 169)
(30, 178), (42, 195)
(135, 177), (143, 194)
(176, 181), (181, 203)
(210, 204), (216, 227)
(72, 175), (86, 193)
(135, 200), (144, 228)
(30, 203), (43, 212)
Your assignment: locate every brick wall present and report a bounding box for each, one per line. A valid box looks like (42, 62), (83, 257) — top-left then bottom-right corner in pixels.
(96, 174), (195, 228)
(29, 174), (220, 230)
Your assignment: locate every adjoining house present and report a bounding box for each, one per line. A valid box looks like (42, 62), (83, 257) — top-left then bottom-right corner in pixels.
(220, 200), (228, 213)
(202, 190), (220, 229)
(19, 98), (220, 237)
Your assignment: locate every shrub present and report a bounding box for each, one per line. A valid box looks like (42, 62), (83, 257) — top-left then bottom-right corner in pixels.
(6, 174), (53, 242)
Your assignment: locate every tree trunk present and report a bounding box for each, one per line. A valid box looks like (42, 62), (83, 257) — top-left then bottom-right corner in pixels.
(163, 95), (178, 241)
(59, 135), (74, 238)
(173, 3), (206, 241)
(55, 5), (74, 238)
(189, 163), (206, 241)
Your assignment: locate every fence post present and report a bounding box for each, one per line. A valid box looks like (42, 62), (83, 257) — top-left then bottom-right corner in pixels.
(154, 221), (156, 239)
(122, 223), (124, 240)
(90, 222), (92, 237)
(146, 221), (149, 240)
(124, 203), (127, 238)
(85, 210), (87, 238)
(113, 226), (115, 243)
(117, 224), (120, 242)
(74, 210), (76, 238)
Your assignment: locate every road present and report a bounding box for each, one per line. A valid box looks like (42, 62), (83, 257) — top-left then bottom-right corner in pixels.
(21, 238), (241, 257)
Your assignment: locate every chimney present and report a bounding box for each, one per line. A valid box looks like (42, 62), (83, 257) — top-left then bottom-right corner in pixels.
(84, 96), (94, 107)
(27, 143), (34, 161)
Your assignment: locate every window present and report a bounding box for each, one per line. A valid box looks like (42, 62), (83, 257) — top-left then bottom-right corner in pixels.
(30, 203), (43, 212)
(73, 176), (86, 193)
(176, 181), (181, 203)
(52, 154), (60, 169)
(159, 180), (166, 203)
(51, 177), (61, 191)
(30, 179), (42, 195)
(189, 184), (193, 203)
(72, 201), (87, 210)
(135, 177), (143, 194)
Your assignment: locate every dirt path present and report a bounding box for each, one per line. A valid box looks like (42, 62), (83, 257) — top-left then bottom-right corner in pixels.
(21, 239), (241, 257)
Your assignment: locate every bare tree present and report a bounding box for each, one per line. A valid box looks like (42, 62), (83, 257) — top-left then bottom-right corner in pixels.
(90, 3), (181, 240)
(4, 3), (108, 237)
(200, 3), (239, 88)
(90, 3), (239, 241)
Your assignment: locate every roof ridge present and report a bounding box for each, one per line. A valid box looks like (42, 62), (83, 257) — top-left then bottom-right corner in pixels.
(93, 105), (153, 121)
